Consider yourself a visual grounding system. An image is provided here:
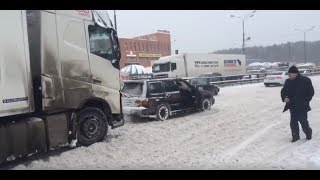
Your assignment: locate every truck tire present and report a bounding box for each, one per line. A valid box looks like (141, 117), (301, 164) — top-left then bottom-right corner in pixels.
(200, 98), (211, 111)
(76, 107), (108, 147)
(156, 104), (170, 121)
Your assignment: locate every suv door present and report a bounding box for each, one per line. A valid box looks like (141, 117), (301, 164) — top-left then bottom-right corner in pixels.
(163, 80), (182, 111)
(175, 79), (196, 108)
(147, 81), (164, 101)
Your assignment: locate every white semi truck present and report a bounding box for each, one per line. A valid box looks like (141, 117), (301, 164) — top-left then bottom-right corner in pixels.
(152, 53), (246, 78)
(0, 10), (124, 164)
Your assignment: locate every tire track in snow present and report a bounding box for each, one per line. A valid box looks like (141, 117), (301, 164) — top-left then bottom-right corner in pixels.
(221, 121), (281, 163)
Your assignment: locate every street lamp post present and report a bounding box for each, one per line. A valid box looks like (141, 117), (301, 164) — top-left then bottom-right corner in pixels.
(113, 10), (117, 31)
(230, 10), (256, 55)
(294, 26), (315, 64)
(172, 39), (177, 55)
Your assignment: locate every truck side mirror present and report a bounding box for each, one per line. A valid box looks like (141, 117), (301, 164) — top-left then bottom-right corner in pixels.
(110, 29), (121, 60)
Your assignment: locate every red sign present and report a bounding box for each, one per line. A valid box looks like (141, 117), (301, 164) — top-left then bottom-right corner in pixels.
(224, 60), (242, 67)
(75, 10), (90, 17)
(126, 51), (137, 57)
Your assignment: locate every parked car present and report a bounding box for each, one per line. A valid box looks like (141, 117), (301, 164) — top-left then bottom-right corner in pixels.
(264, 71), (288, 87)
(189, 77), (220, 95)
(298, 68), (312, 74)
(121, 78), (215, 121)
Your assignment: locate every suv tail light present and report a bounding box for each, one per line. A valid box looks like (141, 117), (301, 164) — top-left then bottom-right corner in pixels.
(276, 77), (282, 79)
(135, 99), (149, 107)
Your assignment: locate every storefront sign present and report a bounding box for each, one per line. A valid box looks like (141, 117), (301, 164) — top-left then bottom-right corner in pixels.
(127, 51), (137, 57)
(139, 53), (162, 58)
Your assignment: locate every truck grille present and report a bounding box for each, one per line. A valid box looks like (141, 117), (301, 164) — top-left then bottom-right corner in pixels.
(153, 74), (168, 78)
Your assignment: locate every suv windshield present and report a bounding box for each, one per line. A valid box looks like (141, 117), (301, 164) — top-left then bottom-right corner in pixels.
(153, 63), (170, 73)
(122, 82), (144, 96)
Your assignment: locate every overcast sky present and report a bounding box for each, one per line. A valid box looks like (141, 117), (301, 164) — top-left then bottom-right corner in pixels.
(110, 10), (320, 53)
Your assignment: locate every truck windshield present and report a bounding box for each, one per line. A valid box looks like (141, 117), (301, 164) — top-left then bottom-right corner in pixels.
(152, 63), (170, 73)
(89, 25), (114, 60)
(122, 83), (144, 97)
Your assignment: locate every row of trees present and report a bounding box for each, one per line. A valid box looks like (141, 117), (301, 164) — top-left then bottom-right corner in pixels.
(214, 41), (320, 64)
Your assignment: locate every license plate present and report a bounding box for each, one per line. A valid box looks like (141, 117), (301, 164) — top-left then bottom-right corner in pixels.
(268, 77), (275, 80)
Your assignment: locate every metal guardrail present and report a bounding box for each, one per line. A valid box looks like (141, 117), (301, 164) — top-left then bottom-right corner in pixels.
(210, 78), (264, 87)
(208, 72), (320, 87)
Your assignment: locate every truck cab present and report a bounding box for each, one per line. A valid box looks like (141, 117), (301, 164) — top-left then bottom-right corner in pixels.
(152, 54), (185, 78)
(0, 10), (124, 164)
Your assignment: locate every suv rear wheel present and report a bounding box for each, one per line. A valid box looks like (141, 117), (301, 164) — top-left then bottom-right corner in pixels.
(156, 104), (170, 121)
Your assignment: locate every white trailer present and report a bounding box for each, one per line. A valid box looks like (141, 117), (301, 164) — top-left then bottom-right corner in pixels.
(152, 53), (246, 78)
(0, 10), (124, 164)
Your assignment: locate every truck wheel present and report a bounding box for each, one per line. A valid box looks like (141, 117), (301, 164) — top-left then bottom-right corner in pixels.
(76, 107), (108, 147)
(156, 104), (170, 121)
(200, 98), (211, 111)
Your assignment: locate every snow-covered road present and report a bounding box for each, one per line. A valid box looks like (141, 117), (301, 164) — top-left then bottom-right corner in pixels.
(13, 76), (320, 170)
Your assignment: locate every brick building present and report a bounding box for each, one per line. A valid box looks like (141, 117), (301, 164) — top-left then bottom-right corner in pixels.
(119, 30), (171, 68)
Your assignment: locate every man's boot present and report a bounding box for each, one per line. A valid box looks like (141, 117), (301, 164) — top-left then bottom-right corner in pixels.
(291, 136), (300, 143)
(306, 129), (312, 140)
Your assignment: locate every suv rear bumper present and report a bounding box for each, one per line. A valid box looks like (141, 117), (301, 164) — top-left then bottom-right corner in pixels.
(123, 107), (156, 118)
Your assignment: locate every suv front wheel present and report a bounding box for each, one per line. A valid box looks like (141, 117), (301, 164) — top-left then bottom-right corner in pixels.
(156, 104), (170, 121)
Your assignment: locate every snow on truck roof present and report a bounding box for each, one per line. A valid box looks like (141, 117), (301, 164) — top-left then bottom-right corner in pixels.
(55, 10), (114, 29)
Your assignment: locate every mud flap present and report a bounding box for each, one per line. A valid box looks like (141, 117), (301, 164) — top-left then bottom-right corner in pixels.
(111, 118), (124, 129)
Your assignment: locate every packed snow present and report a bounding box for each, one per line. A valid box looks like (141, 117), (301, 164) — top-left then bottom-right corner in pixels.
(12, 76), (320, 170)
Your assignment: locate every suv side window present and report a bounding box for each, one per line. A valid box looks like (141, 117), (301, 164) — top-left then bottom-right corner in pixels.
(191, 78), (207, 86)
(163, 80), (179, 92)
(176, 80), (192, 91)
(148, 82), (163, 94)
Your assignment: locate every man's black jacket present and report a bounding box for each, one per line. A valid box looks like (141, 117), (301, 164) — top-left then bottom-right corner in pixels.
(281, 74), (314, 112)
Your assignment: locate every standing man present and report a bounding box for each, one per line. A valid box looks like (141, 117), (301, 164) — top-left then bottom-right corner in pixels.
(281, 66), (314, 142)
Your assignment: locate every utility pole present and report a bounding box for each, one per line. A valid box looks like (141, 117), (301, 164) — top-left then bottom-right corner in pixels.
(304, 32), (306, 63)
(230, 10), (256, 55)
(294, 26), (315, 64)
(113, 10), (117, 31)
(242, 20), (245, 54)
(288, 42), (291, 62)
